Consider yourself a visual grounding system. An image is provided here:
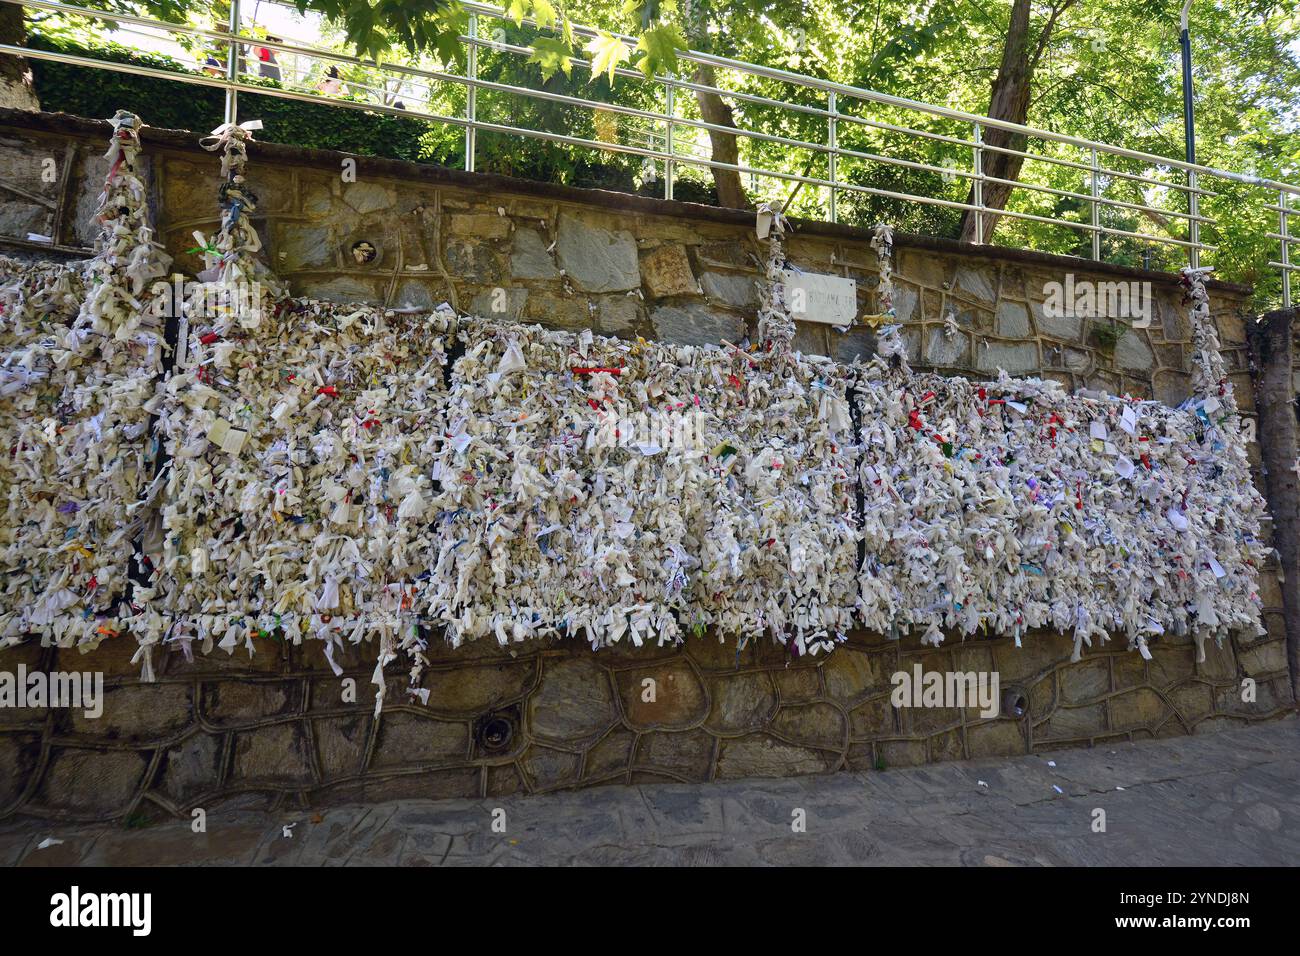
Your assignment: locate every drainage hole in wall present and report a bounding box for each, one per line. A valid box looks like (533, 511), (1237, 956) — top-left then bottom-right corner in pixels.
(475, 712), (516, 753)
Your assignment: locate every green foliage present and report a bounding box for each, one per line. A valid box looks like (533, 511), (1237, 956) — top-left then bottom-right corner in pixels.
(29, 32), (436, 163)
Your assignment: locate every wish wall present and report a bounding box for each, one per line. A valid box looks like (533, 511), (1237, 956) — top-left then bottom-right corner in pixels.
(0, 110), (1293, 822)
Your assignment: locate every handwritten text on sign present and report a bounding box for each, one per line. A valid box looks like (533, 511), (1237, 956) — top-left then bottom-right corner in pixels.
(782, 270), (858, 326)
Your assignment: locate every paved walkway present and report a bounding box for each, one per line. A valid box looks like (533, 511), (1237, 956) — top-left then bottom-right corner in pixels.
(5, 719), (1297, 866)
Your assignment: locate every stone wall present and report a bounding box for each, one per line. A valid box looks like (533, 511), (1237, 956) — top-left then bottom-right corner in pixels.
(2, 619), (1292, 824)
(0, 110), (1294, 822)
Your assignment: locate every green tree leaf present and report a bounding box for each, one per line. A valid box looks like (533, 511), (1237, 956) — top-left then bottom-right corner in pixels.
(634, 23), (685, 78)
(530, 35), (574, 80)
(585, 31), (631, 84)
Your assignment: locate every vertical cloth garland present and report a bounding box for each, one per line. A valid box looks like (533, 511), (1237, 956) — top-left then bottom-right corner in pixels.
(153, 121), (454, 712)
(0, 110), (170, 647)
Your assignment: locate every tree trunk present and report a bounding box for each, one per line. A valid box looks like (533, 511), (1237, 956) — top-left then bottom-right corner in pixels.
(0, 4), (38, 111)
(1247, 308), (1300, 704)
(692, 62), (750, 210)
(959, 0), (1072, 244)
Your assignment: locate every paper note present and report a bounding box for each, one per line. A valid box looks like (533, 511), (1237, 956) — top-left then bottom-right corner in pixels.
(207, 418), (248, 456)
(1115, 456), (1135, 479)
(1120, 406), (1137, 435)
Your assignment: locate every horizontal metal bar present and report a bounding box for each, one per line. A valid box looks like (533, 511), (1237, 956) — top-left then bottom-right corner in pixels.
(3, 43), (1222, 258)
(15, 0), (1296, 197)
(976, 140), (1221, 197)
(975, 172), (1217, 224)
(1099, 225), (1214, 251)
(0, 42), (975, 213)
(1267, 261), (1300, 272)
(449, 0), (1300, 194)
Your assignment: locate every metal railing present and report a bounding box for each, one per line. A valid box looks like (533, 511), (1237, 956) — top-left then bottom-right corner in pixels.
(4, 0), (1296, 306)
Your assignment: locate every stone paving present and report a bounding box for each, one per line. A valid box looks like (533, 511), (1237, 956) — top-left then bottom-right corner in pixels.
(3, 718), (1295, 866)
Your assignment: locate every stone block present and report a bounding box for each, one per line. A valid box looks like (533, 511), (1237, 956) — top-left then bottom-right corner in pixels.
(616, 661), (707, 729)
(848, 697), (895, 738)
(449, 212), (510, 240)
(925, 326), (970, 366)
(444, 238), (504, 284)
(1168, 682), (1214, 722)
(231, 723), (315, 784)
(693, 240), (749, 269)
(68, 683), (193, 741)
(966, 720), (1025, 757)
(584, 728), (635, 779)
(716, 734), (834, 779)
(156, 732), (223, 804)
(995, 300), (1030, 338)
(1058, 659), (1110, 705)
(529, 658), (617, 740)
(523, 746), (582, 789)
(827, 326), (872, 364)
(469, 286), (527, 319)
(342, 182), (395, 214)
(0, 733), (39, 807)
(1043, 702), (1106, 739)
(976, 341), (1039, 375)
(1031, 298), (1083, 341)
(822, 647), (892, 704)
(37, 747), (150, 813)
(770, 701), (845, 747)
(773, 666), (822, 702)
(876, 738), (927, 768)
(203, 680), (301, 727)
(640, 243), (698, 298)
(650, 302), (745, 347)
(597, 294), (640, 336)
(952, 264), (997, 303)
(1115, 330), (1154, 371)
(1109, 688), (1167, 729)
(314, 715), (370, 780)
(891, 280), (919, 321)
(701, 271), (757, 310)
(509, 226), (560, 279)
(555, 213), (640, 292)
(421, 662), (534, 715)
(371, 712), (468, 768)
(635, 729), (714, 780)
(705, 672), (778, 733)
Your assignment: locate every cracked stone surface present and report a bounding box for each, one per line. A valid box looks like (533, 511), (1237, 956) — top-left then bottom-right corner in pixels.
(4, 719), (1294, 867)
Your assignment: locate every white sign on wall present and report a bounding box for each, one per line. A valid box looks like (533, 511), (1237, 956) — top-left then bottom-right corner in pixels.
(782, 270), (858, 326)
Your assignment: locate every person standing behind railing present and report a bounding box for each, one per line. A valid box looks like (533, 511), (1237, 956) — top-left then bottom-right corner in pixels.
(255, 39), (282, 82)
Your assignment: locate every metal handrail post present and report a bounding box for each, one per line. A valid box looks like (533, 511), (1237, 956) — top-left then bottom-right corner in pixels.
(1283, 190), (1293, 310)
(972, 123), (984, 244)
(466, 12), (478, 173)
(664, 79), (674, 201)
(224, 0), (240, 125)
(828, 91), (838, 223)
(1188, 169), (1200, 269)
(1090, 148), (1101, 260)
